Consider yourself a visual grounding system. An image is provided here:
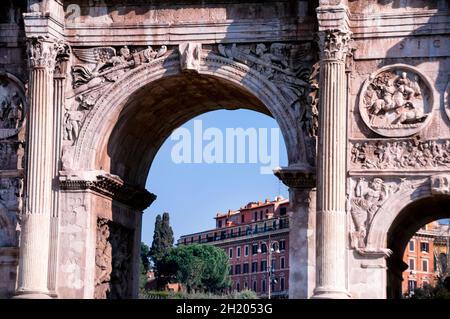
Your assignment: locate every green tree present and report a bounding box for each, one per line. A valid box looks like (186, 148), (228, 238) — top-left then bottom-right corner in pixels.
(149, 212), (174, 286)
(139, 242), (151, 290)
(160, 244), (231, 293)
(410, 276), (450, 299)
(140, 242), (151, 272)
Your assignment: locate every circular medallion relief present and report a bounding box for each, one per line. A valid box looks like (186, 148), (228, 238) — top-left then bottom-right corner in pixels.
(359, 64), (434, 137)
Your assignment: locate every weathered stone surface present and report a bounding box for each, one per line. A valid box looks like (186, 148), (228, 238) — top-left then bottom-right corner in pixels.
(0, 0), (449, 299)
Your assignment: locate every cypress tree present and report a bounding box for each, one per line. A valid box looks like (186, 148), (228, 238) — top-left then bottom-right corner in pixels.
(149, 212), (174, 285)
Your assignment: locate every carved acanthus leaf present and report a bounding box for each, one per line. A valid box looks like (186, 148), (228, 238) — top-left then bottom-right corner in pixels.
(27, 36), (68, 71)
(317, 29), (352, 62)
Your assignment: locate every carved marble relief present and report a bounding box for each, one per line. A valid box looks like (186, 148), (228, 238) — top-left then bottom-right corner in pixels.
(430, 174), (450, 195)
(359, 64), (433, 137)
(67, 45), (169, 144)
(0, 177), (23, 247)
(0, 74), (25, 139)
(179, 42), (201, 72)
(348, 177), (412, 250)
(216, 42), (317, 140)
(350, 138), (450, 170)
(94, 218), (132, 299)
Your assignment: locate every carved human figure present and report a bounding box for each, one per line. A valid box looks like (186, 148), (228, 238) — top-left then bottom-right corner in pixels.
(361, 68), (430, 134)
(351, 178), (386, 248)
(63, 110), (84, 141)
(179, 42), (201, 72)
(95, 220), (112, 299)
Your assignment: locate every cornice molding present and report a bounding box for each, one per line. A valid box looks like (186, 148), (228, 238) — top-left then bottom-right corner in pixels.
(59, 171), (156, 211)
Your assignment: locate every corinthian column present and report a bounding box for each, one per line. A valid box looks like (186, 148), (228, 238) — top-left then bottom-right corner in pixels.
(313, 29), (352, 299)
(16, 36), (64, 298)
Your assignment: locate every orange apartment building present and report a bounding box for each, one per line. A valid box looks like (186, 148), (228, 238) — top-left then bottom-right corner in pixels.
(178, 196), (290, 298)
(402, 221), (450, 297)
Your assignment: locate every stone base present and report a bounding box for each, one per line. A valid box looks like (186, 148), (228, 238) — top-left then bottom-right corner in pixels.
(312, 288), (351, 299)
(13, 292), (53, 299)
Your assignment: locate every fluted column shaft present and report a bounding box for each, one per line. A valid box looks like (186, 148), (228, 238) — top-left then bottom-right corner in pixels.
(16, 37), (63, 297)
(48, 70), (66, 294)
(313, 29), (352, 299)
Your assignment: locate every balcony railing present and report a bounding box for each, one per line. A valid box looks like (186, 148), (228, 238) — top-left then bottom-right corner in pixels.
(178, 217), (290, 245)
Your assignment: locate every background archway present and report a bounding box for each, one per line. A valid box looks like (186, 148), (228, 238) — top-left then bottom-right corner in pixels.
(386, 195), (450, 299)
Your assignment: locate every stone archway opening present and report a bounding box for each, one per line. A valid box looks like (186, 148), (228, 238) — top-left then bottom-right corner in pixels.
(101, 72), (273, 186)
(386, 195), (450, 299)
(90, 71), (292, 298)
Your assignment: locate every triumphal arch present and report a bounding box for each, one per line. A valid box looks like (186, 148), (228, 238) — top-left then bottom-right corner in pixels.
(0, 0), (449, 298)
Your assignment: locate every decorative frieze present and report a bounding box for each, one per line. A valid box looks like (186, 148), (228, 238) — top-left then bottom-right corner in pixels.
(350, 138), (450, 170)
(359, 64), (434, 137)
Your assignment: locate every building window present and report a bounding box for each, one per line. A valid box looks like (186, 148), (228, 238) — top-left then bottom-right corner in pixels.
(253, 281), (257, 291)
(271, 259), (276, 270)
(280, 207), (287, 216)
(229, 248), (233, 258)
(245, 245), (249, 257)
(409, 258), (415, 270)
(422, 259), (428, 272)
(229, 267), (233, 275)
(252, 262), (258, 273)
(237, 247), (241, 258)
(409, 240), (414, 252)
(254, 224), (258, 233)
(262, 279), (266, 293)
(243, 263), (249, 274)
(241, 215), (245, 223)
(408, 280), (416, 293)
(261, 243), (267, 253)
(280, 257), (285, 269)
(260, 211), (263, 220)
(235, 264), (241, 275)
(420, 242), (429, 253)
(218, 220), (222, 228)
(252, 244), (258, 255)
(236, 282), (240, 292)
(261, 260), (267, 272)
(280, 277), (285, 291)
(279, 240), (286, 251)
(244, 281), (248, 289)
(254, 211), (258, 221)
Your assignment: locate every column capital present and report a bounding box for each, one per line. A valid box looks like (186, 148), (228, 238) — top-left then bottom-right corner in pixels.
(274, 165), (316, 189)
(26, 36), (69, 72)
(317, 29), (353, 63)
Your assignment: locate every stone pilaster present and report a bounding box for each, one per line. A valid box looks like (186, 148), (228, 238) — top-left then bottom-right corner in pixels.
(274, 166), (316, 298)
(16, 36), (64, 298)
(313, 27), (352, 298)
(48, 46), (70, 295)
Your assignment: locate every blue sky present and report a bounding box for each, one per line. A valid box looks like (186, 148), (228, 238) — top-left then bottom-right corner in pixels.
(141, 109), (289, 245)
